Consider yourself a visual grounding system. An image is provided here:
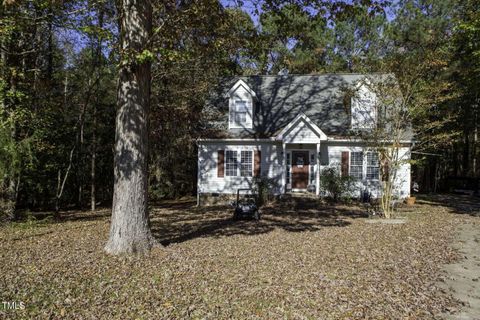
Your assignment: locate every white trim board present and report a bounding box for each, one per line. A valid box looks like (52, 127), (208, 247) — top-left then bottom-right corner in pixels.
(226, 79), (257, 98)
(275, 113), (328, 141)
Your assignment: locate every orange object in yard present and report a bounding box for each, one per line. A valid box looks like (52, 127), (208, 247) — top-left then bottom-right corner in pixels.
(406, 196), (416, 206)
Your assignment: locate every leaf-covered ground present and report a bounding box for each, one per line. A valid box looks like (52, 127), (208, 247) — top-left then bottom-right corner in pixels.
(0, 195), (471, 319)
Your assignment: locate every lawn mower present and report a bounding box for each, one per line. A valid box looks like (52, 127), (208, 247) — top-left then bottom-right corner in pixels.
(232, 188), (261, 220)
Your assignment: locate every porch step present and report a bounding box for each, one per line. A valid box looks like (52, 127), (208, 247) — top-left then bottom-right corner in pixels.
(277, 192), (322, 210)
(285, 192), (319, 199)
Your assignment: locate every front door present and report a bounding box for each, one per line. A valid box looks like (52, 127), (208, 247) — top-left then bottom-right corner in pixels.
(291, 151), (309, 189)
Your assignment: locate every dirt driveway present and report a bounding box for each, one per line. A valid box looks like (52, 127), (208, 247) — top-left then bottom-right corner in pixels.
(427, 195), (480, 319)
(442, 222), (480, 320)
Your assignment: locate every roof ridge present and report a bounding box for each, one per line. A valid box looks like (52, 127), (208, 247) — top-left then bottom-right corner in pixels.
(239, 72), (391, 77)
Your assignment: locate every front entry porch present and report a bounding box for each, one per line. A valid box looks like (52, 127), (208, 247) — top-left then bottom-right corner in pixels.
(275, 113), (328, 196)
(291, 150), (309, 190)
(282, 143), (321, 195)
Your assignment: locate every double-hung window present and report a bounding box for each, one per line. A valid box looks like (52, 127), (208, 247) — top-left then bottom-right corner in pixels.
(240, 151), (253, 177)
(366, 152), (380, 180)
(234, 101), (248, 126)
(226, 150), (253, 177)
(350, 152), (363, 179)
(225, 150), (238, 177)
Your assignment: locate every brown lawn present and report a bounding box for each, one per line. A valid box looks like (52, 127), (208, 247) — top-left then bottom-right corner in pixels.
(0, 195), (472, 319)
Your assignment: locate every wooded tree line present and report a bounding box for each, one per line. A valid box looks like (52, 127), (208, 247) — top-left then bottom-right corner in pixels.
(0, 0), (478, 220)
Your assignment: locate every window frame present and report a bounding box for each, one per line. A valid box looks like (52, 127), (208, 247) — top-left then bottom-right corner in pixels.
(233, 100), (248, 127)
(366, 152), (380, 181)
(240, 150), (253, 177)
(350, 83), (377, 130)
(225, 150), (238, 177)
(349, 151), (364, 180)
(224, 149), (254, 177)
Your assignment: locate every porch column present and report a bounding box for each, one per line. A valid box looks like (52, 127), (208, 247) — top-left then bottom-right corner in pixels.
(282, 142), (286, 194)
(316, 142), (320, 196)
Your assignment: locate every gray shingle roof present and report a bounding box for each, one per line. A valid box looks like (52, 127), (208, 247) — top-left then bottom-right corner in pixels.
(205, 73), (412, 140)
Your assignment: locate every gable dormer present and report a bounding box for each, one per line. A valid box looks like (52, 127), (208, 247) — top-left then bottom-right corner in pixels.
(351, 80), (377, 129)
(275, 113), (327, 143)
(227, 79), (256, 129)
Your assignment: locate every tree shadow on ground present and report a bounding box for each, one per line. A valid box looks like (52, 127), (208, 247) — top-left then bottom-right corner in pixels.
(151, 196), (367, 246)
(58, 209), (111, 222)
(14, 208), (112, 224)
(416, 193), (480, 217)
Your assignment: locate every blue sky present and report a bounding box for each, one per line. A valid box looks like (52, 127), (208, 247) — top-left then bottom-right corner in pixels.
(58, 0), (398, 60)
(219, 0), (398, 26)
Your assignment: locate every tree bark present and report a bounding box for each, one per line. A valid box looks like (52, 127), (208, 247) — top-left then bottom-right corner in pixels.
(105, 0), (155, 255)
(55, 146), (75, 217)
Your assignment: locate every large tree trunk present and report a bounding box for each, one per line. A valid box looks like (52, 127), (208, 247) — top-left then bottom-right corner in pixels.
(105, 0), (155, 255)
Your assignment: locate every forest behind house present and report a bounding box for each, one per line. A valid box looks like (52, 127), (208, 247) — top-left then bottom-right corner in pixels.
(1, 0), (479, 219)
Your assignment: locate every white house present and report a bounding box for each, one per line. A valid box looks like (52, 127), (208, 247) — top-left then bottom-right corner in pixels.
(197, 74), (412, 204)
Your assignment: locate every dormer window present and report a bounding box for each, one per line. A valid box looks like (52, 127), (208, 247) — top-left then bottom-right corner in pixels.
(234, 100), (248, 125)
(352, 98), (376, 128)
(227, 79), (256, 129)
(351, 81), (377, 129)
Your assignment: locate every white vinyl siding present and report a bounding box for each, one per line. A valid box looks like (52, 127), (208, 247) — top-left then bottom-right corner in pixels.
(198, 142), (282, 196)
(197, 142), (411, 200)
(326, 145), (411, 199)
(351, 83), (377, 129)
(283, 120), (321, 143)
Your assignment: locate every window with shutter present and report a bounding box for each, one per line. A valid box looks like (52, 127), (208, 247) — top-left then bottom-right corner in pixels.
(217, 150), (224, 177)
(254, 150), (261, 177)
(341, 151), (349, 177)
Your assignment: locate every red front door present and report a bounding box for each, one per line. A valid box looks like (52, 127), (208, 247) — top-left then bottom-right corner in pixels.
(292, 151), (309, 189)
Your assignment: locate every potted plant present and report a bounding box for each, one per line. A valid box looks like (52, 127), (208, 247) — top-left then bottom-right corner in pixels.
(406, 181), (419, 206)
(405, 196), (416, 206)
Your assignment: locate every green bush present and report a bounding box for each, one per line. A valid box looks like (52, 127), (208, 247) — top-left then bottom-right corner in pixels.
(320, 167), (356, 202)
(252, 176), (275, 207)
